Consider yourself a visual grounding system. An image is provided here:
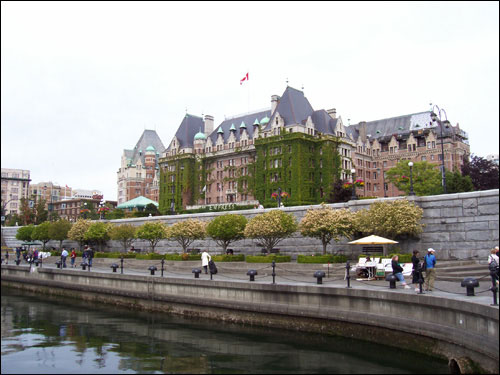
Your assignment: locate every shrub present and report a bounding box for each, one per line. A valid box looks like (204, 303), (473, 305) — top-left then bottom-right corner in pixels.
(297, 255), (348, 264)
(164, 253), (201, 261)
(212, 254), (245, 262)
(246, 255), (291, 263)
(136, 253), (165, 260)
(244, 210), (297, 254)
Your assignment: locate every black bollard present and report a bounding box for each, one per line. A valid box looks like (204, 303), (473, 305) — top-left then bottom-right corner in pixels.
(55, 260), (62, 269)
(461, 277), (479, 296)
(110, 264), (119, 273)
(192, 268), (201, 278)
(386, 273), (397, 289)
(417, 270), (425, 294)
(161, 259), (165, 277)
(80, 262), (87, 270)
(314, 271), (326, 285)
(15, 259), (21, 266)
(148, 266), (157, 276)
(120, 256), (124, 274)
(247, 269), (258, 282)
(272, 260), (276, 284)
(327, 262), (330, 278)
(345, 261), (351, 288)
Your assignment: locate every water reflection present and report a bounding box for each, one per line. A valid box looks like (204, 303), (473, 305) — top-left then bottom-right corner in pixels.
(1, 287), (448, 374)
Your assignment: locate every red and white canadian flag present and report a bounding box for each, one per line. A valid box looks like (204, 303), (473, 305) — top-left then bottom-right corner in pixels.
(240, 72), (249, 85)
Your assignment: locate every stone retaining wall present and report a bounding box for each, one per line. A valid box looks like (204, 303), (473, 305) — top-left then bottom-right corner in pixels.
(2, 265), (498, 373)
(2, 189), (498, 260)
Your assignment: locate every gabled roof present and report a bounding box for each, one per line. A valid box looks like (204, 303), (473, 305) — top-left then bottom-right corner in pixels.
(208, 109), (271, 144)
(124, 129), (165, 167)
(265, 86), (314, 130)
(168, 114), (205, 150)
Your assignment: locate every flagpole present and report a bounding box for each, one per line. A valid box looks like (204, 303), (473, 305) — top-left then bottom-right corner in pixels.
(247, 70), (250, 113)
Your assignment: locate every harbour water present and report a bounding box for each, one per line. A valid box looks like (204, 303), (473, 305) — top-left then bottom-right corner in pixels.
(1, 286), (448, 374)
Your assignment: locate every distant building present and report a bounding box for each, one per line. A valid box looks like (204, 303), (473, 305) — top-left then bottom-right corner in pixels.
(159, 86), (471, 210)
(52, 197), (117, 222)
(1, 168), (31, 217)
(486, 154), (499, 165)
(72, 188), (102, 199)
(29, 182), (73, 211)
(117, 129), (165, 205)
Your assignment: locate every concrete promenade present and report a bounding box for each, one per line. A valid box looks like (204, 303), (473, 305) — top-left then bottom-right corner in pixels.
(2, 258), (499, 373)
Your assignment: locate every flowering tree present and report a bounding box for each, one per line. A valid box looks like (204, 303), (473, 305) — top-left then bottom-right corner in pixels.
(206, 214), (247, 253)
(244, 210), (297, 254)
(167, 219), (206, 254)
(354, 199), (424, 239)
(136, 221), (168, 253)
(68, 219), (92, 250)
(300, 204), (355, 255)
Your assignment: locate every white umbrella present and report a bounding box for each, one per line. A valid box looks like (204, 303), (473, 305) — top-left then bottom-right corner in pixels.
(348, 235), (398, 245)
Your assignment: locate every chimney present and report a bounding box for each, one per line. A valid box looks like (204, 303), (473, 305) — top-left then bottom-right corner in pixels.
(271, 95), (280, 113)
(204, 115), (214, 136)
(327, 108), (337, 119)
(359, 121), (367, 142)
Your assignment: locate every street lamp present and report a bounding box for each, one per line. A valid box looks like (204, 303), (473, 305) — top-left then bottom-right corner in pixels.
(277, 187), (282, 208)
(408, 162), (416, 196)
(430, 105), (450, 194)
(98, 199), (106, 220)
(350, 168), (358, 200)
(377, 168), (388, 198)
(1, 194), (13, 226)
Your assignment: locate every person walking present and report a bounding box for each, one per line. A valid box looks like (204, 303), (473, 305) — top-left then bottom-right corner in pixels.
(411, 250), (423, 291)
(488, 248), (499, 286)
(16, 247), (21, 263)
(391, 255), (411, 289)
(424, 248), (437, 292)
(88, 247), (94, 267)
(61, 248), (69, 268)
(33, 248), (39, 261)
(201, 250), (211, 274)
(70, 248), (77, 268)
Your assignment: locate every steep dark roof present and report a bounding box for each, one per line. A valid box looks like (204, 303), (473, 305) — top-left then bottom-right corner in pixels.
(265, 86), (314, 130)
(346, 111), (454, 143)
(311, 109), (339, 135)
(168, 114), (205, 150)
(208, 109), (271, 144)
(125, 129), (165, 166)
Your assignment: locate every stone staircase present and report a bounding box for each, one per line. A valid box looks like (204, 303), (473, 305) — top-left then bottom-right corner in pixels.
(435, 260), (491, 282)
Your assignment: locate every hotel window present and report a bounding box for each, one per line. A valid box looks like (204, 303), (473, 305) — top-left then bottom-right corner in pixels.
(421, 156), (427, 161)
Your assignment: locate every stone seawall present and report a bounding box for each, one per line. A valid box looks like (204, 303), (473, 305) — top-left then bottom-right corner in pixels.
(2, 190), (498, 260)
(2, 265), (498, 373)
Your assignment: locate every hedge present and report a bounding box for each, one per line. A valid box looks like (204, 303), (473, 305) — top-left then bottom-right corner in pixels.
(164, 253), (202, 261)
(246, 255), (291, 263)
(297, 255), (347, 264)
(212, 254), (245, 262)
(136, 253), (166, 260)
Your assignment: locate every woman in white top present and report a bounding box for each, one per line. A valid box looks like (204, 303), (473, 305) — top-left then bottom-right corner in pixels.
(201, 251), (211, 274)
(488, 248), (499, 284)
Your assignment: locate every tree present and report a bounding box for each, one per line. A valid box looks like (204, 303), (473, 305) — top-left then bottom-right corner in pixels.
(68, 219), (92, 250)
(206, 214), (247, 253)
(34, 198), (48, 225)
(328, 179), (354, 203)
(462, 154), (499, 191)
(19, 198), (35, 226)
(48, 219), (72, 250)
(136, 221), (168, 253)
(107, 208), (125, 220)
(445, 170), (474, 194)
(244, 210), (298, 254)
(84, 222), (111, 252)
(386, 160), (442, 196)
(48, 211), (60, 222)
(15, 224), (35, 242)
(109, 224), (137, 252)
(300, 204), (355, 255)
(144, 203), (160, 216)
(167, 219), (206, 253)
(32, 221), (51, 250)
(354, 199), (424, 240)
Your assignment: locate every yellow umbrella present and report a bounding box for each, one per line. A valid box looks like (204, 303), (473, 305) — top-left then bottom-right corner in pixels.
(348, 235), (398, 245)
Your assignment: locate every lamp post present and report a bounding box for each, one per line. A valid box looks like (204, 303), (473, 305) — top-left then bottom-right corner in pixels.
(408, 162), (416, 196)
(98, 199), (106, 220)
(430, 105), (450, 194)
(350, 168), (358, 200)
(277, 187), (282, 208)
(83, 202), (88, 219)
(377, 168), (388, 198)
(1, 194), (13, 226)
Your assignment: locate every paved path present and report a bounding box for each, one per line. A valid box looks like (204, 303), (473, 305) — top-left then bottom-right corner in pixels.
(8, 260), (499, 308)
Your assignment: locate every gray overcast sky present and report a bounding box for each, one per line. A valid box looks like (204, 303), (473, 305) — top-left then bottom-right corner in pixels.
(2, 1), (499, 202)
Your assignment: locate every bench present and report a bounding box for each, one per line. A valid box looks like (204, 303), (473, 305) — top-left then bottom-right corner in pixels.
(261, 248), (280, 254)
(187, 248), (201, 254)
(362, 246), (383, 255)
